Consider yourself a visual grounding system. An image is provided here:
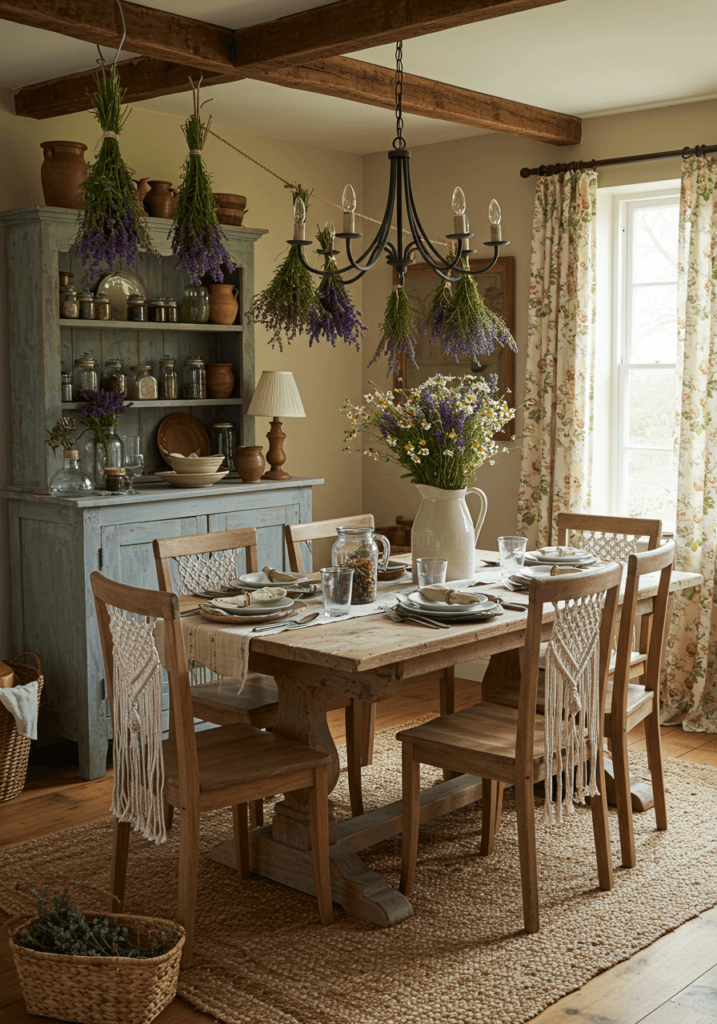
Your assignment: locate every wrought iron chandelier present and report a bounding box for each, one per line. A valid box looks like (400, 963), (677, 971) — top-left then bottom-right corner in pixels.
(287, 41), (509, 286)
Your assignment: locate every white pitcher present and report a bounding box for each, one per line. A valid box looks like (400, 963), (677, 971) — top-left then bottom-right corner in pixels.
(411, 484), (488, 582)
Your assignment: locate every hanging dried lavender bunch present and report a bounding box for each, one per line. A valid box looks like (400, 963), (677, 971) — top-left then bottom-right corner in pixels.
(308, 224), (367, 349)
(71, 66), (157, 281)
(421, 280), (454, 342)
(170, 82), (235, 284)
(441, 259), (517, 360)
(246, 186), (321, 350)
(369, 285), (418, 375)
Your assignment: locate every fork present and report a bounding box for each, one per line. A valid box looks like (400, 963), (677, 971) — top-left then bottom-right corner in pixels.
(382, 604), (449, 630)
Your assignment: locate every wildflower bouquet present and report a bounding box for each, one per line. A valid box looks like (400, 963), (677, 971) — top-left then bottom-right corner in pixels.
(46, 417), (77, 453)
(71, 66), (157, 281)
(79, 388), (130, 458)
(308, 224), (366, 349)
(342, 373), (513, 490)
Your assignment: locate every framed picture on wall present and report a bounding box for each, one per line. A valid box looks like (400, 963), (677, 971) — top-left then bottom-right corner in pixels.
(393, 255), (516, 441)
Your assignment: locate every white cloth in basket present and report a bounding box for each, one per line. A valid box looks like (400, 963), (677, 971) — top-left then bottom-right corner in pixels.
(0, 679), (38, 740)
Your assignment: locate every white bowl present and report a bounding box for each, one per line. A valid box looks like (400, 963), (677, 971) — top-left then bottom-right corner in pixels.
(168, 454), (226, 475)
(157, 469), (229, 488)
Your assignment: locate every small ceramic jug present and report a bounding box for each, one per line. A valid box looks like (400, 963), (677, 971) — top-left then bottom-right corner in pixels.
(234, 446), (265, 484)
(145, 180), (175, 218)
(207, 363), (235, 399)
(40, 141), (87, 209)
(208, 284), (239, 325)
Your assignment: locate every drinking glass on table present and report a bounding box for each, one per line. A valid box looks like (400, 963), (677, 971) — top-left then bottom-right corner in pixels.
(498, 536), (527, 577)
(320, 566), (354, 617)
(122, 436), (144, 495)
(415, 557), (448, 588)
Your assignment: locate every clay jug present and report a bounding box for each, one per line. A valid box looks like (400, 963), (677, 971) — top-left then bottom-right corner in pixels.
(411, 483), (488, 582)
(207, 363), (235, 399)
(208, 283), (239, 325)
(134, 178), (151, 216)
(145, 180), (175, 218)
(234, 446), (266, 484)
(40, 141), (87, 209)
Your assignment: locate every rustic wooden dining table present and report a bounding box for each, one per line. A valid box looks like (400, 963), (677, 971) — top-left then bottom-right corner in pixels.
(196, 549), (701, 927)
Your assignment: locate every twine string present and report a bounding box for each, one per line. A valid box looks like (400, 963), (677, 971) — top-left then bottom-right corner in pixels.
(94, 130), (119, 156)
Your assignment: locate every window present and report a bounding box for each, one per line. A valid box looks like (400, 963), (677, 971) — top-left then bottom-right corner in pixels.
(597, 185), (680, 530)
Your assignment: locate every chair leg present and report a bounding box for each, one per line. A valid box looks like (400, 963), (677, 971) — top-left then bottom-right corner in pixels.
(233, 804), (250, 880)
(611, 720), (636, 868)
(644, 700), (668, 832)
(345, 700), (364, 818)
(309, 765), (334, 925)
(400, 742), (421, 897)
(480, 780), (505, 855)
(589, 747), (615, 892)
(514, 775), (539, 933)
(178, 807), (201, 970)
(109, 819), (131, 914)
(163, 801), (175, 832)
(249, 799), (264, 829)
(360, 701), (376, 767)
(440, 668), (458, 782)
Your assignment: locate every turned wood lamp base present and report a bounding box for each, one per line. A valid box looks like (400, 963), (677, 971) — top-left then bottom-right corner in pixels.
(262, 417), (292, 481)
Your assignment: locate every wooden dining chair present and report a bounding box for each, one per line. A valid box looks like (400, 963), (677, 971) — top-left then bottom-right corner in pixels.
(91, 571), (333, 970)
(286, 515), (460, 798)
(398, 563), (622, 934)
(153, 527), (365, 822)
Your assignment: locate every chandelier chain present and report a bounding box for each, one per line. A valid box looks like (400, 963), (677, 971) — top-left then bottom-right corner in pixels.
(393, 40), (406, 150)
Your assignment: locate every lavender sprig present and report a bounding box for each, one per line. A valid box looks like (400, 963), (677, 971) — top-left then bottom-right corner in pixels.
(307, 224), (366, 349)
(422, 281), (454, 342)
(441, 259), (518, 360)
(369, 286), (418, 376)
(79, 389), (131, 441)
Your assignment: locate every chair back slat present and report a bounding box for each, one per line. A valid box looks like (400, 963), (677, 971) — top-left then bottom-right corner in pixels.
(286, 515), (375, 574)
(154, 528), (259, 596)
(556, 513), (662, 559)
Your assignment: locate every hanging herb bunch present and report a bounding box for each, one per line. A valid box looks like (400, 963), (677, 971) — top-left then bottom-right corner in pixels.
(71, 65), (157, 281)
(308, 224), (367, 349)
(170, 80), (236, 284)
(246, 185), (322, 350)
(369, 284), (418, 376)
(422, 258), (517, 361)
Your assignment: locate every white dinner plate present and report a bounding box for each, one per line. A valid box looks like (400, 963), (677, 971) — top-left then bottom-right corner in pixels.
(232, 572), (308, 589)
(406, 590), (489, 612)
(528, 553), (595, 566)
(209, 596), (294, 616)
(397, 595), (500, 620)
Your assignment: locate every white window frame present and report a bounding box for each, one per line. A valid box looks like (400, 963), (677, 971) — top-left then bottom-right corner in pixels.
(610, 188), (679, 526)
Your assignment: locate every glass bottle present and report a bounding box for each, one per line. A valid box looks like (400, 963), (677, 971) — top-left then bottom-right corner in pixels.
(61, 373), (73, 402)
(197, 286), (210, 323)
(182, 357), (206, 400)
(128, 365), (159, 400)
(59, 286), (79, 319)
(93, 295), (111, 321)
(127, 294), (146, 322)
(49, 449), (94, 498)
(101, 359), (126, 395)
(158, 358), (178, 399)
(331, 526), (391, 605)
(211, 422), (237, 469)
(78, 291), (95, 319)
(84, 431), (124, 490)
(72, 353), (98, 399)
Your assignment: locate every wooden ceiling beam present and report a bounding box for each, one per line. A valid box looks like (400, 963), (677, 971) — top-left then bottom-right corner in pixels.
(13, 54), (580, 146)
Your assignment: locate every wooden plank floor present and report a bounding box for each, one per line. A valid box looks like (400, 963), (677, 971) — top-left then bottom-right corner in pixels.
(1, 677), (716, 1024)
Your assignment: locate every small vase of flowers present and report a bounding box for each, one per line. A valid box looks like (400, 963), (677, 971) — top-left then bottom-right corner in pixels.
(342, 373), (514, 580)
(79, 389), (131, 490)
(46, 417), (94, 498)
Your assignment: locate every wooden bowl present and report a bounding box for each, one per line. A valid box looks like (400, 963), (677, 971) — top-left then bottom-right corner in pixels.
(214, 193), (246, 210)
(216, 208), (247, 227)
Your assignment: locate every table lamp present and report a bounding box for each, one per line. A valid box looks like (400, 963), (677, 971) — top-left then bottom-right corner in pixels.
(247, 370), (306, 480)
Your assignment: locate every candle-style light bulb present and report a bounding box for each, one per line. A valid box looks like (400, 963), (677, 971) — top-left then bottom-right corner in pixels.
(489, 199), (502, 242)
(342, 184), (357, 233)
(452, 186), (467, 234)
(292, 196), (306, 240)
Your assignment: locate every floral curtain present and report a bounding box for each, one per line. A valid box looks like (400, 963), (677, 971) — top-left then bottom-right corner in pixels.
(517, 170), (597, 546)
(662, 156), (717, 733)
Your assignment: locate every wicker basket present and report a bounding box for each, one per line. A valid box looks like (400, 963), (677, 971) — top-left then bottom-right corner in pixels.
(8, 913), (185, 1024)
(376, 516), (414, 555)
(0, 652), (43, 802)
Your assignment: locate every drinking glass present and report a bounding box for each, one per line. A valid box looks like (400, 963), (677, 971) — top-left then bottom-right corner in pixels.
(320, 566), (354, 617)
(498, 536), (527, 577)
(123, 436), (144, 495)
(415, 557), (448, 588)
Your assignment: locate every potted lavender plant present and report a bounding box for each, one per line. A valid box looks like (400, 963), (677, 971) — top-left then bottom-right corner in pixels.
(78, 389), (131, 490)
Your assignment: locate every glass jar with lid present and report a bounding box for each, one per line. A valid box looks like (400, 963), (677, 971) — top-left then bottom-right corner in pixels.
(332, 526), (391, 605)
(59, 286), (79, 319)
(101, 359), (127, 395)
(72, 352), (98, 399)
(61, 372), (73, 403)
(182, 357), (206, 400)
(77, 291), (95, 320)
(127, 294), (146, 322)
(211, 422), (237, 469)
(165, 299), (178, 323)
(148, 298), (166, 324)
(181, 286), (202, 324)
(197, 286), (210, 323)
(158, 358), (178, 400)
(93, 295), (111, 321)
(128, 365), (159, 401)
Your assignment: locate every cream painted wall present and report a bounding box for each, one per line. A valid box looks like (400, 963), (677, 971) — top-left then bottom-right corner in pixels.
(0, 88), (363, 651)
(359, 97), (717, 545)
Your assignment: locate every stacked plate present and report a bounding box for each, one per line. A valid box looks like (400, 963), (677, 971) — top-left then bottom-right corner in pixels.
(158, 453), (229, 488)
(396, 590), (501, 622)
(200, 588), (302, 624)
(525, 546), (596, 567)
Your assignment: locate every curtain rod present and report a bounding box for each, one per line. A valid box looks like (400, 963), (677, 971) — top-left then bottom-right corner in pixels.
(519, 143), (717, 178)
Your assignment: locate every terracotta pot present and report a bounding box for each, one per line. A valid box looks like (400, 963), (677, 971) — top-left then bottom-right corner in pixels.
(207, 363), (235, 399)
(40, 141), (87, 209)
(208, 283), (239, 325)
(234, 446), (265, 484)
(145, 180), (177, 219)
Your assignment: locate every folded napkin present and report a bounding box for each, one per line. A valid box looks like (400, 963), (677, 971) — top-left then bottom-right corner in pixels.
(211, 587), (285, 608)
(262, 566), (302, 584)
(0, 679), (38, 740)
(538, 546), (580, 557)
(420, 585), (484, 606)
(550, 565), (584, 576)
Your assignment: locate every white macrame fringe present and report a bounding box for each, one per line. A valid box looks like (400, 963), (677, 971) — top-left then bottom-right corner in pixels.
(108, 606), (167, 845)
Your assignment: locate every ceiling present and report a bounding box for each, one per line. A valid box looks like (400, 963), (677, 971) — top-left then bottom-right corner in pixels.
(1, 0), (716, 154)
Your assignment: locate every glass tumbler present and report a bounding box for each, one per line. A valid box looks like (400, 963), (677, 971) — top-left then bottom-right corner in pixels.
(498, 536), (527, 577)
(320, 566), (354, 617)
(416, 558), (448, 588)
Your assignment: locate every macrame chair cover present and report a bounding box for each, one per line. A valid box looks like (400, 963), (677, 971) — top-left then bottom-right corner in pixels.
(108, 604), (167, 845)
(174, 549), (241, 690)
(570, 531), (638, 563)
(542, 592), (605, 824)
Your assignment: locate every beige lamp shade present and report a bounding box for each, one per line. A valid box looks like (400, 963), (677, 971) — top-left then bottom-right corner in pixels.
(247, 370), (306, 418)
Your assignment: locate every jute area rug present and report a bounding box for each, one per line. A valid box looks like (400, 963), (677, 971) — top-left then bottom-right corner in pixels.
(2, 724), (717, 1024)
